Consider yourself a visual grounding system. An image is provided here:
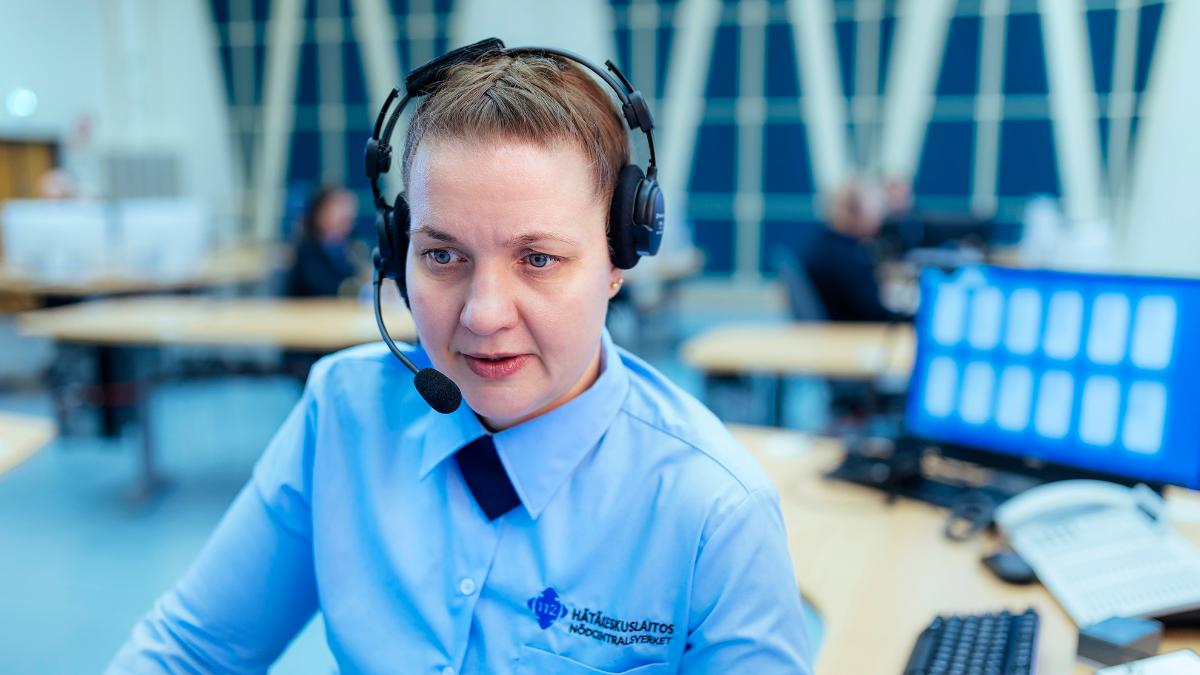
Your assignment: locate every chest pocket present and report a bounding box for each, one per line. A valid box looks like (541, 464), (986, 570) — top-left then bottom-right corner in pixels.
(516, 645), (674, 674)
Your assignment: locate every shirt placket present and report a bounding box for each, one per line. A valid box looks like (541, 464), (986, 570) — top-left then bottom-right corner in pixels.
(440, 491), (507, 674)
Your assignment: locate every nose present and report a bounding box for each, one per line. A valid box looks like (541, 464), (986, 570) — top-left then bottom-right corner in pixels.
(459, 264), (519, 337)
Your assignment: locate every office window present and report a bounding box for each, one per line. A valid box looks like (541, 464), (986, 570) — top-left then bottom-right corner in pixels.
(762, 123), (812, 195)
(691, 218), (735, 273)
(765, 22), (799, 98)
(1003, 13), (1048, 96)
(936, 15), (980, 96)
(915, 121), (974, 199)
(1086, 8), (1116, 94)
(996, 119), (1058, 197)
(1134, 2), (1164, 92)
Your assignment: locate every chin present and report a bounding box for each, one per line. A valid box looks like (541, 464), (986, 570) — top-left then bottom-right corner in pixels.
(461, 386), (541, 426)
(460, 393), (532, 425)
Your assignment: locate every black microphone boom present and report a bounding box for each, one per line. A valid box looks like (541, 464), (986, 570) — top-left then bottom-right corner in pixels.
(372, 269), (463, 414)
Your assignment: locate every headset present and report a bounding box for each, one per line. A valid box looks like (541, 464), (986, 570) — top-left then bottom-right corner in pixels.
(363, 37), (666, 414)
(365, 36), (665, 299)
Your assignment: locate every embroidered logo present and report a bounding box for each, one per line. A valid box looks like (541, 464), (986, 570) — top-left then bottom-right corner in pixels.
(527, 587), (569, 629)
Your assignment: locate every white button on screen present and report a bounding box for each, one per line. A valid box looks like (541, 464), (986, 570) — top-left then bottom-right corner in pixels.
(968, 287), (1003, 350)
(996, 366), (1033, 432)
(1123, 381), (1167, 455)
(960, 362), (996, 424)
(1034, 371), (1074, 439)
(925, 357), (958, 418)
(458, 578), (476, 596)
(1131, 296), (1176, 370)
(1043, 292), (1083, 360)
(932, 285), (967, 346)
(1004, 288), (1042, 355)
(1086, 294), (1129, 365)
(1080, 376), (1120, 446)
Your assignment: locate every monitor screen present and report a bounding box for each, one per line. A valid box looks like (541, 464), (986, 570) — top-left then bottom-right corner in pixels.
(906, 265), (1200, 490)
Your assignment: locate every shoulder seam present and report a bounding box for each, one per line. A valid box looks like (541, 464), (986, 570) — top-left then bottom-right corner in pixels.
(698, 486), (778, 550)
(617, 406), (755, 496)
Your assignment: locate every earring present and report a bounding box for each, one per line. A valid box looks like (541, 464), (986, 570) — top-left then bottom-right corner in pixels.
(610, 277), (624, 291)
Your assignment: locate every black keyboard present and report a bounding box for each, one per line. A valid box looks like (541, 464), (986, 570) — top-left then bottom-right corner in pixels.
(903, 608), (1039, 675)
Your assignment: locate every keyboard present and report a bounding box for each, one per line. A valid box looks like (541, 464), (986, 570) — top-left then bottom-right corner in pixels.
(1010, 508), (1200, 626)
(903, 608), (1038, 675)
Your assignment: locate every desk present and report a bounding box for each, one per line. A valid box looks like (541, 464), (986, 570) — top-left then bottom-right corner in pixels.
(682, 322), (914, 425)
(0, 412), (56, 477)
(0, 246), (281, 307)
(17, 296), (415, 498)
(17, 296), (414, 350)
(682, 322), (914, 380)
(731, 425), (1200, 674)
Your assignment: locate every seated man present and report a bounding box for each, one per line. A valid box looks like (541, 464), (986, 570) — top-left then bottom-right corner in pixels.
(800, 179), (908, 323)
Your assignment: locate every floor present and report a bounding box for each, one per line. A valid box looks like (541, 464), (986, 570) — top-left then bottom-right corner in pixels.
(0, 282), (824, 673)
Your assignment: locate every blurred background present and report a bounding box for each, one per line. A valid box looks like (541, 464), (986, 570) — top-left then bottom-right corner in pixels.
(1, 0), (1197, 672)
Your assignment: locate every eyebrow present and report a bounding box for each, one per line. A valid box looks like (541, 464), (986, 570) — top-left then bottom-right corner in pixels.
(502, 231), (579, 248)
(410, 225), (579, 249)
(409, 225), (460, 244)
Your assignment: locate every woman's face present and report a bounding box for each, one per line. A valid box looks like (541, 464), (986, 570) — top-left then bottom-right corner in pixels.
(406, 137), (621, 430)
(317, 191), (356, 243)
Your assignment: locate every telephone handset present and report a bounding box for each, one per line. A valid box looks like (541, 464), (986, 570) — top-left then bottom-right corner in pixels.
(994, 479), (1164, 535)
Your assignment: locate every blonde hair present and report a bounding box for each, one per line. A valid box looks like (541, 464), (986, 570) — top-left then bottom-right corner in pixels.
(401, 52), (630, 203)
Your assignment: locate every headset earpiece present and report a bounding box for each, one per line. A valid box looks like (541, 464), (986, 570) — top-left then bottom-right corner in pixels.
(608, 165), (644, 269)
(608, 165), (665, 269)
(632, 174), (665, 258)
(389, 193), (411, 301)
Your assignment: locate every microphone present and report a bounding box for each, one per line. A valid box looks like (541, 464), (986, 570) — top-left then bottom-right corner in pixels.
(372, 269), (463, 414)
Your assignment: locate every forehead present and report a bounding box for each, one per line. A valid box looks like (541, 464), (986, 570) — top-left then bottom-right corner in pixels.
(407, 137), (606, 243)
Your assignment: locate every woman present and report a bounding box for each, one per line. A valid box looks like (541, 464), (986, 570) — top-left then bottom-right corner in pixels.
(109, 43), (812, 674)
(286, 185), (360, 298)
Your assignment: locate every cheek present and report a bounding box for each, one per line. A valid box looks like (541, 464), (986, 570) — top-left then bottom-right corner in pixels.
(407, 277), (458, 342)
(525, 272), (612, 354)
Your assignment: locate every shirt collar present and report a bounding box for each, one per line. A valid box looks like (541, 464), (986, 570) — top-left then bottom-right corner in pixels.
(418, 329), (629, 519)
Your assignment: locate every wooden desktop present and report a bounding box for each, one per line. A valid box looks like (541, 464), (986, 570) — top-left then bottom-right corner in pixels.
(682, 321), (914, 381)
(0, 412), (56, 477)
(731, 425), (1200, 674)
(17, 295), (415, 351)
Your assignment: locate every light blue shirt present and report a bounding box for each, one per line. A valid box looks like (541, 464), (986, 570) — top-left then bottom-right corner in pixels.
(108, 331), (812, 674)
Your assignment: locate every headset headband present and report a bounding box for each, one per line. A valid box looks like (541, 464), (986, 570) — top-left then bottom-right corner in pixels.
(365, 37), (658, 212)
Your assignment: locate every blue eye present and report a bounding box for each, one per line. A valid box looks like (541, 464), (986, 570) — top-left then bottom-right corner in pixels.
(429, 249), (453, 264)
(528, 253), (553, 268)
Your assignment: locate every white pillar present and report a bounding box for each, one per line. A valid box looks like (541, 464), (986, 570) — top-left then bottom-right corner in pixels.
(251, 0), (303, 241)
(877, 0), (956, 181)
(787, 0), (851, 194)
(350, 0), (405, 196)
(1040, 0), (1105, 224)
(1122, 0), (1200, 275)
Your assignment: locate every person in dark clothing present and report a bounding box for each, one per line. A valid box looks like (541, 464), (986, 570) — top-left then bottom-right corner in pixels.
(283, 186), (363, 381)
(286, 186), (359, 298)
(800, 179), (909, 323)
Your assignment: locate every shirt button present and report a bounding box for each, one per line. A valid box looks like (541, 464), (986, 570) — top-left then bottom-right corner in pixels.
(441, 667), (455, 675)
(458, 577), (477, 595)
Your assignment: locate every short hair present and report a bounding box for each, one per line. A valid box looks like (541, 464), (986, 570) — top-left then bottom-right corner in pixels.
(401, 52), (630, 205)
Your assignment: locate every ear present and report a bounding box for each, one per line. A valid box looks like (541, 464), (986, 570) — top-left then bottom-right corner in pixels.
(607, 265), (623, 300)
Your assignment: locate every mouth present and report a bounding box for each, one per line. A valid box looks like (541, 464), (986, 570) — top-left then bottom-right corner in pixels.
(462, 353), (532, 380)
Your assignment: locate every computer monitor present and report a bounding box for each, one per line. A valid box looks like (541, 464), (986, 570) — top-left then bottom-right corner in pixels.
(112, 198), (212, 280)
(905, 265), (1200, 490)
(1, 199), (109, 281)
